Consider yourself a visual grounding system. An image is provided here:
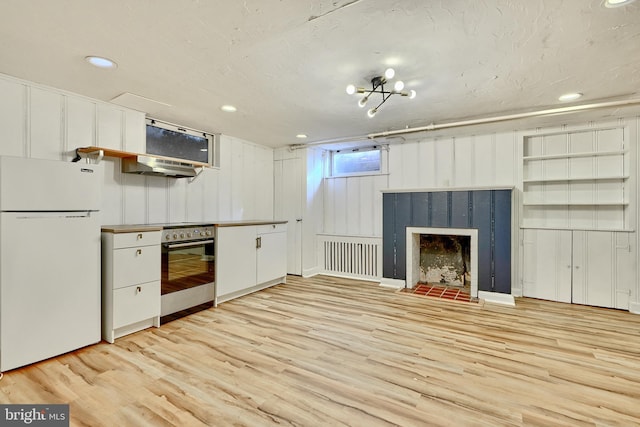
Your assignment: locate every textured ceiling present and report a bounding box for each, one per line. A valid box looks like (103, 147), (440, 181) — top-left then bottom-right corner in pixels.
(1, 0), (639, 148)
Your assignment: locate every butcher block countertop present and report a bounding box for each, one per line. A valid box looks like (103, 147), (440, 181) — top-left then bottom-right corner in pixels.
(102, 220), (287, 233)
(215, 220), (287, 227)
(101, 225), (163, 234)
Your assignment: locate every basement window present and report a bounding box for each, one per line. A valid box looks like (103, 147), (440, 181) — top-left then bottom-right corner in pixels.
(330, 146), (383, 177)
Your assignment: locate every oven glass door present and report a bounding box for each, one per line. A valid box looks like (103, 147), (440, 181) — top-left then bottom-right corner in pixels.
(161, 239), (215, 295)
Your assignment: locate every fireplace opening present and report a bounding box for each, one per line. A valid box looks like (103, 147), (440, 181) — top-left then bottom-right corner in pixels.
(406, 227), (478, 298)
(419, 234), (471, 287)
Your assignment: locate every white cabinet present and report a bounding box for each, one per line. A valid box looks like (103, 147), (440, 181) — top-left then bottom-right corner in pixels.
(101, 229), (161, 343)
(216, 223), (287, 304)
(256, 224), (288, 284)
(522, 229), (635, 309)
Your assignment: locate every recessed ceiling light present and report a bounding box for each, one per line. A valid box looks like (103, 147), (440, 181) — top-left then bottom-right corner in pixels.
(296, 134), (308, 139)
(221, 105), (237, 112)
(85, 56), (117, 69)
(558, 92), (583, 102)
(604, 0), (637, 7)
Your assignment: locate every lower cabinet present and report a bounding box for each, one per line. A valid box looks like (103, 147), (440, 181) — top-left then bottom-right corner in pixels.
(522, 229), (635, 309)
(101, 229), (161, 343)
(216, 223), (287, 304)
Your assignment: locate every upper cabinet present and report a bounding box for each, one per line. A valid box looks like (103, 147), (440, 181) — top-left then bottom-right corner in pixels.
(521, 127), (631, 231)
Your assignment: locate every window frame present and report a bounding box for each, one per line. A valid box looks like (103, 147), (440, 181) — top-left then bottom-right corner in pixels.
(329, 145), (387, 178)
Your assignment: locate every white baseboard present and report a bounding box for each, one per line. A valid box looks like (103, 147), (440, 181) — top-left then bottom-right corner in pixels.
(629, 302), (640, 315)
(302, 266), (321, 278)
(478, 291), (516, 306)
(379, 278), (406, 289)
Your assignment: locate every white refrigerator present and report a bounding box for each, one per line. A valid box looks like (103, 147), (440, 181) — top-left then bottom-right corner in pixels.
(0, 156), (103, 372)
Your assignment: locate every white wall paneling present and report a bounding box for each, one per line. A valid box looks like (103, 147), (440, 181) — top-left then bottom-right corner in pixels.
(453, 136), (473, 187)
(65, 97), (96, 160)
(29, 87), (63, 161)
(0, 77), (26, 157)
(96, 104), (123, 150)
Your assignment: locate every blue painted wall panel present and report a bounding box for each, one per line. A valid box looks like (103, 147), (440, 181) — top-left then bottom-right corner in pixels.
(411, 193), (429, 227)
(493, 190), (512, 293)
(451, 191), (470, 228)
(472, 191), (493, 292)
(430, 192), (449, 227)
(393, 193), (412, 279)
(382, 193), (396, 279)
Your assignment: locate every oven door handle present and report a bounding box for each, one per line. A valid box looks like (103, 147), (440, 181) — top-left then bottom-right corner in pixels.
(164, 239), (214, 249)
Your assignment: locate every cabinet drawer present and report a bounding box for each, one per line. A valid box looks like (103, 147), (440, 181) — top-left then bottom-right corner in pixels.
(113, 245), (160, 289)
(256, 223), (287, 234)
(113, 231), (161, 249)
(112, 281), (160, 329)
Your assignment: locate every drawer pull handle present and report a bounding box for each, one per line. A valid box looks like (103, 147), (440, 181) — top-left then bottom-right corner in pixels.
(136, 286), (142, 294)
(137, 233), (143, 240)
(136, 249), (142, 255)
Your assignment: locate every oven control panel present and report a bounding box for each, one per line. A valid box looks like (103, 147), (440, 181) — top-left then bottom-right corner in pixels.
(162, 225), (215, 242)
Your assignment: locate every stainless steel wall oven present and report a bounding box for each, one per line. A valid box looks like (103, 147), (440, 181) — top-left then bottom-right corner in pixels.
(160, 224), (215, 323)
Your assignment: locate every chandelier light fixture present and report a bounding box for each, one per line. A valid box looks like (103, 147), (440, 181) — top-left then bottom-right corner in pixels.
(346, 68), (416, 118)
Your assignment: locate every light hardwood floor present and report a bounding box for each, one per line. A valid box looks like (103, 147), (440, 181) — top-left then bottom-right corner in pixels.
(2, 275), (640, 426)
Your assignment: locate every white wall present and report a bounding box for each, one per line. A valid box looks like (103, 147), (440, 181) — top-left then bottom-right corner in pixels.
(0, 73), (274, 224)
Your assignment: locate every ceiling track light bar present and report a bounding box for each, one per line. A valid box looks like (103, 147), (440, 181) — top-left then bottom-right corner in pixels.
(346, 68), (416, 117)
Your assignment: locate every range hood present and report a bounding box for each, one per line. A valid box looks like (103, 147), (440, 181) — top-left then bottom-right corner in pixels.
(122, 155), (202, 178)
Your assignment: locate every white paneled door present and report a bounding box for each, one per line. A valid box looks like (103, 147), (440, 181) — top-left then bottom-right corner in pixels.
(274, 158), (302, 275)
(522, 229), (572, 303)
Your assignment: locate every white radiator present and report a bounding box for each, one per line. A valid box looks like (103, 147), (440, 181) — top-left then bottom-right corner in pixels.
(318, 235), (382, 280)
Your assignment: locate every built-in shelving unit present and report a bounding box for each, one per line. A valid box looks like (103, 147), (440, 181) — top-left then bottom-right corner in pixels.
(521, 127), (630, 230)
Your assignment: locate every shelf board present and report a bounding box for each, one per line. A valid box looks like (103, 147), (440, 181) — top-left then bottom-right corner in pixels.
(523, 175), (629, 183)
(77, 146), (210, 167)
(523, 202), (629, 206)
(522, 150), (626, 161)
(520, 225), (634, 232)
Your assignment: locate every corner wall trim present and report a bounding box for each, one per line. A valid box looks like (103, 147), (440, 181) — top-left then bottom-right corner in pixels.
(629, 302), (640, 315)
(478, 291), (516, 306)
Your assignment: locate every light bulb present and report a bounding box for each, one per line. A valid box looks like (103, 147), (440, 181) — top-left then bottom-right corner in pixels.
(367, 108), (377, 118)
(558, 92), (582, 102)
(605, 0), (637, 7)
(346, 84), (356, 95)
(85, 56), (117, 69)
(358, 96), (368, 108)
(409, 90), (417, 99)
(384, 68), (395, 80)
(394, 81), (405, 91)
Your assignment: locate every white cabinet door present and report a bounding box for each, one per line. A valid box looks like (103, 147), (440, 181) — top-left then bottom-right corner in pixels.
(216, 226), (258, 298)
(523, 229), (633, 309)
(522, 229), (572, 303)
(257, 229), (287, 284)
(572, 231), (634, 309)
